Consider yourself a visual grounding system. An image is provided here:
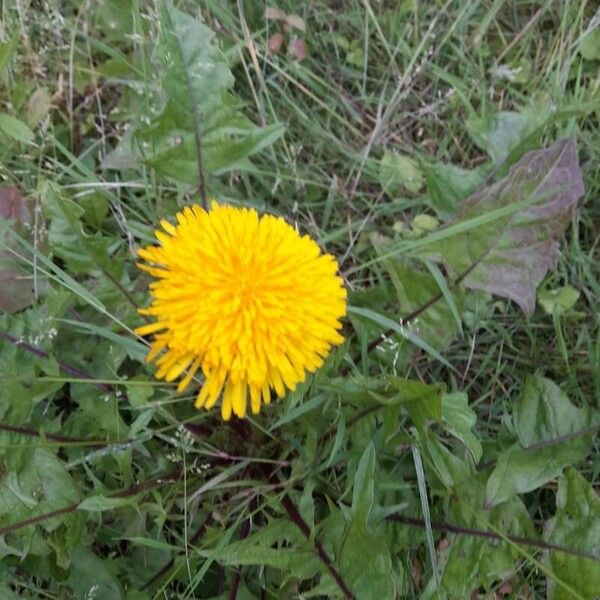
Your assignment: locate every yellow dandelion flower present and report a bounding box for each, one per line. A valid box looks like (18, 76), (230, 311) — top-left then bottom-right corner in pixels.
(135, 201), (347, 420)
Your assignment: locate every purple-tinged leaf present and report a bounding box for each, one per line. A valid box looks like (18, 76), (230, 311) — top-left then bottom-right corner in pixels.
(421, 138), (584, 315)
(0, 186), (40, 313)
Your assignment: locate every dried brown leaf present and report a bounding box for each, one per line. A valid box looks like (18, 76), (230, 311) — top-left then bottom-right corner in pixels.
(264, 7), (287, 21)
(268, 32), (284, 55)
(284, 14), (306, 32)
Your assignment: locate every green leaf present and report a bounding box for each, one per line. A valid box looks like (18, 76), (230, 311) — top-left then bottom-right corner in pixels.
(121, 537), (177, 551)
(125, 377), (155, 407)
(60, 319), (147, 363)
(513, 375), (591, 447)
(94, 0), (134, 40)
(0, 446), (81, 569)
(370, 235), (464, 353)
(411, 214), (439, 232)
(350, 443), (376, 526)
(487, 111), (541, 165)
(128, 4), (285, 184)
(0, 37), (18, 73)
(346, 46), (365, 68)
(411, 445), (440, 591)
(129, 408), (155, 436)
(326, 413), (346, 467)
(348, 304), (455, 371)
(79, 192), (109, 229)
(66, 548), (123, 600)
(485, 375), (591, 507)
(441, 392), (482, 462)
(538, 285), (580, 315)
(209, 544), (316, 569)
(339, 443), (394, 599)
(418, 139), (584, 315)
(143, 122), (285, 182)
(387, 376), (444, 432)
(204, 518), (321, 579)
(438, 493), (534, 597)
(579, 28), (600, 61)
(417, 436), (534, 597)
(420, 435), (473, 490)
(423, 161), (487, 218)
(43, 182), (116, 275)
(379, 151), (423, 195)
(78, 495), (138, 512)
(158, 1), (233, 128)
(546, 468), (600, 599)
(0, 113), (35, 144)
(34, 449), (80, 512)
(25, 87), (51, 128)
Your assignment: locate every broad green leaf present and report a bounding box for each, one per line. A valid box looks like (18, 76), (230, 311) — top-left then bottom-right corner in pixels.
(131, 2), (285, 184)
(94, 0), (134, 40)
(0, 37), (18, 73)
(420, 435), (473, 490)
(423, 161), (487, 218)
(371, 235), (464, 354)
(129, 408), (155, 436)
(204, 518), (322, 581)
(158, 1), (233, 129)
(441, 392), (482, 462)
(417, 439), (534, 598)
(467, 101), (553, 167)
(418, 139), (584, 315)
(142, 122), (285, 182)
(437, 492), (534, 597)
(485, 443), (585, 508)
(65, 381), (130, 441)
(66, 548), (123, 600)
(387, 376), (444, 432)
(43, 183), (117, 276)
(411, 214), (439, 232)
(34, 449), (80, 512)
(379, 150), (423, 195)
(60, 319), (147, 363)
(79, 192), (109, 229)
(513, 375), (591, 448)
(485, 375), (591, 506)
(546, 468), (600, 599)
(0, 446), (81, 568)
(348, 305), (455, 371)
(339, 521), (394, 599)
(32, 450), (83, 568)
(78, 495), (138, 512)
(538, 285), (580, 315)
(579, 28), (600, 61)
(487, 110), (543, 165)
(25, 87), (51, 128)
(0, 113), (35, 144)
(125, 377), (155, 408)
(340, 443), (394, 599)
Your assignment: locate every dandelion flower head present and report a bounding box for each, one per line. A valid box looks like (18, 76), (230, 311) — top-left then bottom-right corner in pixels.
(135, 202), (347, 420)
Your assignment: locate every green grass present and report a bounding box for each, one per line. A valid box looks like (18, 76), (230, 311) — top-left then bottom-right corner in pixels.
(0, 0), (599, 598)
